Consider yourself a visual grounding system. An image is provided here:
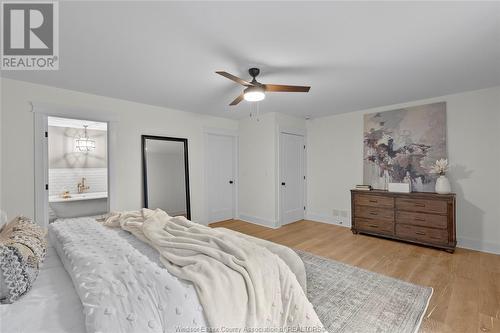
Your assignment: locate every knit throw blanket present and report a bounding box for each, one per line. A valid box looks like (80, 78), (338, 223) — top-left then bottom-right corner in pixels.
(107, 209), (325, 332)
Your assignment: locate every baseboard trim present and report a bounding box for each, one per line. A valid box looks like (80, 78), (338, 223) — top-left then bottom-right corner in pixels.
(238, 214), (278, 229)
(458, 237), (500, 255)
(306, 213), (351, 228)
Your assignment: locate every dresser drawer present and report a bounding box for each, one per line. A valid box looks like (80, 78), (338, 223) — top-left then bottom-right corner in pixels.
(396, 224), (448, 244)
(396, 211), (447, 229)
(355, 218), (394, 236)
(396, 198), (447, 214)
(355, 194), (394, 209)
(355, 206), (394, 222)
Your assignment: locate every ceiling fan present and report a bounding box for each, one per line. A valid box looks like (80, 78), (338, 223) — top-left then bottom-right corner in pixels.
(216, 67), (311, 106)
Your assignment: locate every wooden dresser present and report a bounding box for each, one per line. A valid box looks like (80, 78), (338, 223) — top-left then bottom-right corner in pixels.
(351, 190), (456, 252)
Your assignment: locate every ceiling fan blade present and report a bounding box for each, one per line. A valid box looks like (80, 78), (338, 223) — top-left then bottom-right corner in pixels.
(229, 93), (244, 106)
(264, 84), (310, 93)
(216, 71), (253, 86)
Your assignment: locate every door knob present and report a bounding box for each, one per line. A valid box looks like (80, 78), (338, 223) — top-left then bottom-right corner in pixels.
(229, 180), (234, 184)
(281, 182), (286, 186)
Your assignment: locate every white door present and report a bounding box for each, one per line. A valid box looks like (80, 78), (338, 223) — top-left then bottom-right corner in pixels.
(280, 132), (305, 225)
(206, 134), (236, 223)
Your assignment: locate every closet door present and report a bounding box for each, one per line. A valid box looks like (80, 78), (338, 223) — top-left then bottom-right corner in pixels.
(280, 132), (305, 225)
(206, 133), (236, 223)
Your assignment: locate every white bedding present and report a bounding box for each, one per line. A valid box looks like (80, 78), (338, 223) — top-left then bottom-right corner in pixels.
(1, 218), (205, 333)
(49, 217), (207, 333)
(0, 246), (86, 333)
(1, 216), (320, 332)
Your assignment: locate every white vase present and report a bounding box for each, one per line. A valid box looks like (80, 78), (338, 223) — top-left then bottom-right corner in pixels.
(435, 175), (451, 194)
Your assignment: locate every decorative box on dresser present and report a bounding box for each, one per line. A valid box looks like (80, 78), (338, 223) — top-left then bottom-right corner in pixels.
(350, 189), (456, 252)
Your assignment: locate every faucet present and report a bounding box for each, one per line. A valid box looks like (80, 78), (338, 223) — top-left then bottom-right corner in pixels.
(77, 177), (90, 193)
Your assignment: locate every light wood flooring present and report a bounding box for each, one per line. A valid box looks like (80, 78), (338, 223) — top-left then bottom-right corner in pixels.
(210, 219), (500, 333)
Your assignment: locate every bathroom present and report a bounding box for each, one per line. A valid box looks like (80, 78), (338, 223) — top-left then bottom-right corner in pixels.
(48, 116), (108, 221)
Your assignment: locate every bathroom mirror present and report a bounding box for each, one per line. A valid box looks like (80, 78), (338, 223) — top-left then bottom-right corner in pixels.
(142, 135), (191, 220)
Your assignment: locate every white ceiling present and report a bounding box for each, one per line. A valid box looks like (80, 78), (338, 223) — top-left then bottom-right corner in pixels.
(3, 1), (500, 119)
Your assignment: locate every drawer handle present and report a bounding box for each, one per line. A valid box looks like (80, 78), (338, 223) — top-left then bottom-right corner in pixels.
(369, 212), (378, 216)
(369, 224), (379, 228)
(369, 199), (378, 203)
(415, 203), (426, 207)
(414, 217), (426, 221)
(415, 231), (426, 235)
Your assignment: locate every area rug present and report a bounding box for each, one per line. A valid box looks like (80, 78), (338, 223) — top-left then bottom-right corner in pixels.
(297, 250), (432, 333)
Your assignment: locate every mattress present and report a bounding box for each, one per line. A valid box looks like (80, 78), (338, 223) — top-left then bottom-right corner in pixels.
(0, 218), (202, 333)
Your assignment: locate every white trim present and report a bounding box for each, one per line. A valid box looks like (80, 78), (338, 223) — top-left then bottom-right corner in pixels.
(34, 113), (48, 228)
(30, 101), (120, 122)
(306, 212), (351, 228)
(279, 126), (306, 137)
(238, 214), (278, 229)
(32, 102), (116, 225)
(202, 127), (238, 137)
(107, 121), (118, 212)
(278, 127), (307, 227)
(458, 236), (500, 255)
(203, 129), (239, 225)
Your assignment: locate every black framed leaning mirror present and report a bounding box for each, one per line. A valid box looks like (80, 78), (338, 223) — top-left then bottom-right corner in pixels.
(142, 135), (191, 220)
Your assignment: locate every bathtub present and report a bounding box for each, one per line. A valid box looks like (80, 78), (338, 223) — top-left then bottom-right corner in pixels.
(49, 192), (108, 219)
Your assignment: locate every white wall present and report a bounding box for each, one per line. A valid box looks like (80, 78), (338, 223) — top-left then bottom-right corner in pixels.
(0, 78), (3, 216)
(238, 112), (306, 227)
(1, 78), (238, 224)
(238, 112), (277, 226)
(49, 126), (107, 169)
(306, 86), (500, 254)
(49, 168), (108, 196)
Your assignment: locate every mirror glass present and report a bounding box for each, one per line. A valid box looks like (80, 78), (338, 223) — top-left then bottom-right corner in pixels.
(142, 136), (190, 219)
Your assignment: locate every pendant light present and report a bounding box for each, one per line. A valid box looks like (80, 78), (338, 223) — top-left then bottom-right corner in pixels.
(75, 125), (96, 152)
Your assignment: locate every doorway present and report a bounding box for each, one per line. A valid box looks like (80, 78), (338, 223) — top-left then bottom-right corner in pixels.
(34, 114), (111, 227)
(280, 132), (306, 225)
(205, 132), (237, 223)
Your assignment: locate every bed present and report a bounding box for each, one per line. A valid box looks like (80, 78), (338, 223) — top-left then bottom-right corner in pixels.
(0, 222), (201, 333)
(1, 213), (320, 333)
(1, 212), (432, 333)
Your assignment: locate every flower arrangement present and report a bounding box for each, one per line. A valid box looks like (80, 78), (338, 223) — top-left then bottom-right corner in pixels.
(430, 158), (449, 176)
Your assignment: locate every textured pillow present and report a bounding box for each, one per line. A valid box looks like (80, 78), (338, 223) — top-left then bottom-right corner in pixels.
(0, 216), (47, 303)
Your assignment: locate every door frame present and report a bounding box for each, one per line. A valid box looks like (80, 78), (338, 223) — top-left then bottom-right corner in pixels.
(278, 126), (307, 227)
(203, 128), (239, 225)
(32, 102), (117, 227)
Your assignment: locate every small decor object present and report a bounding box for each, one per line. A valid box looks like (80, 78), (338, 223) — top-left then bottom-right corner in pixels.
(388, 182), (411, 193)
(363, 102), (447, 192)
(431, 158), (451, 194)
(355, 184), (372, 191)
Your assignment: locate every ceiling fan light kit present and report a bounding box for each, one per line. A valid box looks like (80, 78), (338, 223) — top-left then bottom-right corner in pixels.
(243, 86), (265, 102)
(216, 67), (311, 106)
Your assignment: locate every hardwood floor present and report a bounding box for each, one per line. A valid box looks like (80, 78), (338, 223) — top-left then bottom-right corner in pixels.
(210, 219), (500, 333)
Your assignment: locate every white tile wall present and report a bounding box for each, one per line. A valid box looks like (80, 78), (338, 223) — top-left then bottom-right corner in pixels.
(49, 168), (108, 196)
